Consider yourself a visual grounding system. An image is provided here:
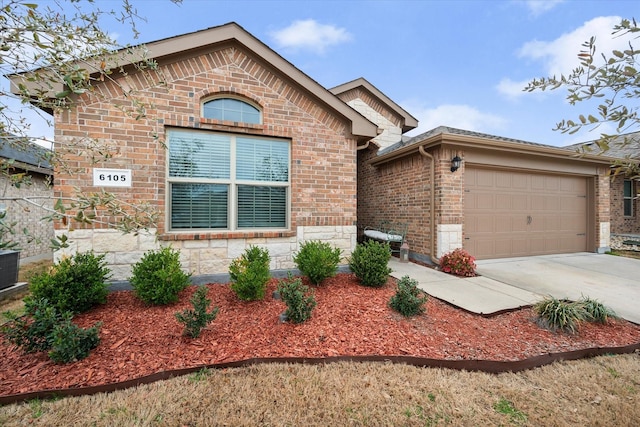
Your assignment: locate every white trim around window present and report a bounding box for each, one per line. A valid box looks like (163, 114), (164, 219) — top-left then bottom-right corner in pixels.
(166, 127), (290, 232)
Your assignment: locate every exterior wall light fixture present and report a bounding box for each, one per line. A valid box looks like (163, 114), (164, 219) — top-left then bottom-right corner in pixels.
(450, 155), (462, 172)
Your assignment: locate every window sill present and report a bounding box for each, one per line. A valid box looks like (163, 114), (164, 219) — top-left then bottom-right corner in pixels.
(159, 230), (296, 241)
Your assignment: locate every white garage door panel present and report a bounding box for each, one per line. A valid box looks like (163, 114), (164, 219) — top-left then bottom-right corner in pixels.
(464, 168), (588, 259)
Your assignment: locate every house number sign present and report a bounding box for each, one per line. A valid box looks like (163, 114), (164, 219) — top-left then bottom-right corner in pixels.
(93, 168), (132, 188)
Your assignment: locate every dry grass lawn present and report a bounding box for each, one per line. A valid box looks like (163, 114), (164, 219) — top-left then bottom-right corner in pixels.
(0, 354), (639, 426)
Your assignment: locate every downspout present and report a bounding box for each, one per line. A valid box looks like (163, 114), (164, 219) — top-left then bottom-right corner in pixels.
(418, 145), (440, 264)
(356, 141), (370, 151)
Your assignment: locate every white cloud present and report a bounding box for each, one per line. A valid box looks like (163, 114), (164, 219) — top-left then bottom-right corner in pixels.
(403, 104), (508, 137)
(500, 16), (633, 99)
(518, 16), (628, 77)
(522, 0), (564, 16)
(496, 77), (534, 99)
(269, 20), (352, 54)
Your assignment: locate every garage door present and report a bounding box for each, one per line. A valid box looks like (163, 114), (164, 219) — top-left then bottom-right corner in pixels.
(464, 168), (588, 259)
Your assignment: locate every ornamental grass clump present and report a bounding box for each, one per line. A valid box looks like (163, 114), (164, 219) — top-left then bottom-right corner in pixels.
(534, 296), (585, 334)
(229, 246), (271, 301)
(349, 240), (392, 287)
(175, 286), (220, 338)
(277, 275), (317, 323)
(293, 240), (342, 285)
(579, 296), (618, 324)
(389, 275), (428, 317)
(28, 251), (110, 314)
(439, 248), (477, 277)
(130, 247), (191, 305)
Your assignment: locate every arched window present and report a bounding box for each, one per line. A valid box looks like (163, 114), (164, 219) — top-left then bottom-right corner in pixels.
(202, 98), (261, 124)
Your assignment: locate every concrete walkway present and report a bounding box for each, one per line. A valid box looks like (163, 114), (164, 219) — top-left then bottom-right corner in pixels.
(390, 253), (640, 323)
(389, 258), (541, 315)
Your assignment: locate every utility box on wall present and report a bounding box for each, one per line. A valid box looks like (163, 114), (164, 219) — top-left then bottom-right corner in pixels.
(0, 250), (20, 290)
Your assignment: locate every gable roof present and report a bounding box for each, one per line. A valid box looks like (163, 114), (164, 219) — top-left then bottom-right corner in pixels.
(8, 22), (378, 142)
(329, 77), (418, 133)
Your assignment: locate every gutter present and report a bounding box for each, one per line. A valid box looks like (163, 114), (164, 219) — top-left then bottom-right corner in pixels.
(418, 145), (440, 264)
(372, 133), (617, 167)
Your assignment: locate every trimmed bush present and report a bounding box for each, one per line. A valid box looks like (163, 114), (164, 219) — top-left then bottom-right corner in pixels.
(130, 247), (191, 305)
(48, 318), (101, 364)
(175, 286), (220, 338)
(28, 251), (110, 314)
(229, 246), (271, 301)
(1, 298), (61, 353)
(1, 298), (101, 363)
(439, 248), (477, 277)
(534, 296), (585, 334)
(349, 240), (392, 287)
(277, 275), (317, 323)
(293, 240), (341, 285)
(389, 276), (428, 317)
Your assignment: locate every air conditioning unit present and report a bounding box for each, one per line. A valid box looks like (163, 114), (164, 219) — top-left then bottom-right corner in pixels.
(0, 250), (20, 290)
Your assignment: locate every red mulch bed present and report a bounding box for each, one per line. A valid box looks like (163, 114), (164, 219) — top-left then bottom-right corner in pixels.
(2, 273), (640, 397)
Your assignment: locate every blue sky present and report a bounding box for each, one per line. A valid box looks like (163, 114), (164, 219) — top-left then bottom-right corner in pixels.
(20, 0), (640, 147)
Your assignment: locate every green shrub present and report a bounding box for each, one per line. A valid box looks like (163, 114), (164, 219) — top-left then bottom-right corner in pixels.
(438, 248), (477, 277)
(1, 298), (101, 363)
(229, 246), (271, 301)
(534, 296), (585, 334)
(48, 318), (101, 364)
(277, 275), (317, 323)
(130, 247), (191, 305)
(389, 276), (428, 317)
(293, 240), (342, 285)
(28, 252), (110, 314)
(349, 240), (392, 287)
(1, 298), (60, 353)
(175, 286), (220, 338)
(579, 296), (617, 324)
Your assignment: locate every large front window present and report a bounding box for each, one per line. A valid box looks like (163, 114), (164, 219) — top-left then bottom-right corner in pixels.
(167, 128), (289, 231)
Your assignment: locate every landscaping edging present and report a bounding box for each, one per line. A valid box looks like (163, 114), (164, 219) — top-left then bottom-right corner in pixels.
(1, 342), (638, 405)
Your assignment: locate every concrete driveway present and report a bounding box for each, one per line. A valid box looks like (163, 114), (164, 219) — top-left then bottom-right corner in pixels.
(476, 253), (640, 324)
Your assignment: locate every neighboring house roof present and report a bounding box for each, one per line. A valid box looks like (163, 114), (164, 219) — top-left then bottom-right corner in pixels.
(0, 137), (52, 175)
(8, 22), (379, 142)
(329, 77), (419, 133)
(373, 125), (615, 166)
(565, 131), (640, 160)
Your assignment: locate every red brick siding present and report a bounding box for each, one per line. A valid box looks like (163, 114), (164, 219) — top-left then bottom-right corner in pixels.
(610, 177), (639, 234)
(54, 46), (358, 236)
(357, 146), (433, 257)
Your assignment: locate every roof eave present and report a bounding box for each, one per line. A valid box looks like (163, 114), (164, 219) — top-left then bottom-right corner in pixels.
(371, 132), (617, 166)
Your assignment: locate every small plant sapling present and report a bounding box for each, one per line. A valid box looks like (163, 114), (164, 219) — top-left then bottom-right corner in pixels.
(277, 274), (317, 323)
(175, 286), (219, 338)
(389, 276), (428, 317)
